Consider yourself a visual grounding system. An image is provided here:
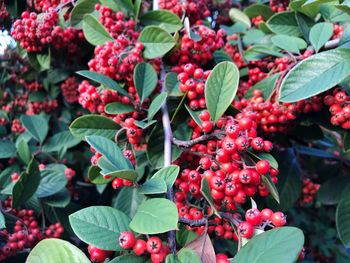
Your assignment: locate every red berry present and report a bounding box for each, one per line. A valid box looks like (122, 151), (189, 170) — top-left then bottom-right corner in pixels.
(119, 231), (136, 249)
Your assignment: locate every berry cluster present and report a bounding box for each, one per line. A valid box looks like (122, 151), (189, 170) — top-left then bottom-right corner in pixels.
(12, 10), (84, 53)
(33, 0), (69, 12)
(11, 119), (25, 134)
(119, 231), (171, 263)
(252, 16), (264, 26)
(324, 88), (350, 129)
(224, 34), (246, 69)
(87, 245), (113, 263)
(332, 24), (344, 40)
(159, 0), (210, 22)
(300, 178), (320, 205)
(269, 0), (289, 12)
(0, 207), (63, 261)
(61, 77), (79, 104)
(170, 25), (225, 66)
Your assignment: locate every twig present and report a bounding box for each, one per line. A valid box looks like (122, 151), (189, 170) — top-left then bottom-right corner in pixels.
(172, 131), (225, 148)
(178, 217), (217, 227)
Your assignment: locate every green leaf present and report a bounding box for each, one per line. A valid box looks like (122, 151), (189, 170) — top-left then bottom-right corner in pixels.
(42, 131), (81, 153)
(88, 166), (111, 185)
(178, 248), (202, 263)
(69, 114), (120, 140)
(176, 225), (198, 247)
(139, 177), (167, 194)
(336, 197), (350, 248)
(130, 198), (178, 234)
(17, 139), (31, 164)
(27, 52), (42, 71)
(42, 188), (71, 208)
(317, 176), (350, 205)
(0, 140), (16, 159)
(271, 35), (307, 53)
(279, 48), (350, 102)
(36, 167), (68, 198)
(140, 10), (182, 33)
(200, 178), (220, 217)
(266, 11), (302, 37)
(26, 238), (90, 263)
(112, 187), (145, 218)
(86, 135), (133, 171)
(105, 102), (134, 114)
(184, 104), (202, 126)
(272, 149), (302, 211)
(261, 174), (280, 204)
(248, 152), (278, 169)
(134, 0), (142, 20)
(213, 50), (233, 64)
(21, 114), (48, 143)
(0, 212), (5, 229)
(231, 227), (304, 263)
(77, 70), (129, 97)
(166, 255), (181, 263)
(148, 93), (167, 120)
(69, 206), (131, 251)
(244, 4), (275, 20)
(165, 72), (181, 96)
(245, 73), (280, 99)
(185, 234), (216, 263)
(205, 61), (239, 123)
(82, 14), (114, 46)
(244, 44), (284, 61)
(295, 12), (315, 43)
(309, 22), (333, 52)
(242, 29), (265, 46)
(104, 169), (138, 181)
(134, 62), (158, 103)
(138, 26), (176, 59)
(229, 8), (251, 28)
(37, 49), (51, 70)
(70, 0), (99, 29)
(152, 165), (180, 191)
(12, 159), (41, 208)
(109, 255), (145, 263)
(134, 120), (157, 129)
(335, 3), (350, 15)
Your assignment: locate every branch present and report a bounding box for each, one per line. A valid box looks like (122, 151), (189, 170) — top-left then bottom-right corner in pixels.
(178, 217), (217, 227)
(172, 131), (225, 148)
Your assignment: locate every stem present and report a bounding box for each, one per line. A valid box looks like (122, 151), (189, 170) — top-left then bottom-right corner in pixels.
(172, 131), (225, 148)
(178, 217), (217, 227)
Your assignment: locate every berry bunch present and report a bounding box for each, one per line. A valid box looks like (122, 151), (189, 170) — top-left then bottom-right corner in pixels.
(33, 0), (70, 12)
(159, 0), (210, 22)
(170, 25), (225, 66)
(323, 88), (350, 129)
(119, 231), (171, 263)
(87, 245), (113, 263)
(300, 178), (320, 205)
(269, 0), (289, 12)
(332, 24), (344, 40)
(61, 77), (79, 104)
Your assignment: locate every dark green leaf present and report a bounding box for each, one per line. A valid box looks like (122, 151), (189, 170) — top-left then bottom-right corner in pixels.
(165, 72), (181, 97)
(266, 11), (302, 36)
(184, 104), (202, 126)
(69, 206), (131, 251)
(0, 140), (16, 159)
(109, 255), (145, 263)
(139, 177), (167, 194)
(148, 93), (167, 120)
(12, 159), (41, 208)
(336, 197), (350, 248)
(248, 151), (278, 169)
(134, 62), (158, 103)
(178, 248), (201, 263)
(42, 188), (71, 208)
(70, 0), (99, 29)
(69, 114), (120, 140)
(21, 114), (49, 143)
(200, 178), (220, 217)
(318, 176), (350, 205)
(245, 73), (280, 99)
(229, 8), (251, 28)
(185, 234), (216, 263)
(42, 131), (81, 152)
(16, 139), (31, 164)
(112, 187), (145, 218)
(104, 169), (138, 181)
(88, 166), (111, 185)
(244, 44), (284, 61)
(152, 165), (179, 191)
(280, 48), (350, 102)
(271, 35), (307, 53)
(244, 4), (275, 20)
(138, 26), (176, 59)
(205, 62), (239, 123)
(0, 212), (5, 229)
(37, 50), (51, 70)
(261, 174), (280, 204)
(77, 70), (129, 97)
(36, 167), (68, 198)
(82, 14), (114, 45)
(213, 50), (233, 64)
(130, 198), (178, 234)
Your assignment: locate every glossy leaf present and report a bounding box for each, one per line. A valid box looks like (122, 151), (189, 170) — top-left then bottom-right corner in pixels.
(134, 62), (158, 103)
(36, 167), (68, 198)
(309, 22), (333, 52)
(42, 131), (81, 153)
(82, 14), (114, 46)
(213, 50), (233, 64)
(261, 174), (280, 204)
(139, 177), (167, 194)
(104, 169), (138, 182)
(130, 198), (178, 234)
(0, 140), (16, 159)
(138, 26), (176, 59)
(70, 0), (99, 28)
(280, 48), (350, 102)
(200, 178), (220, 217)
(244, 4), (275, 20)
(42, 188), (71, 208)
(140, 10), (182, 33)
(69, 206), (131, 251)
(17, 139), (31, 164)
(205, 61), (239, 123)
(231, 227), (304, 263)
(37, 50), (51, 70)
(245, 73), (280, 99)
(21, 114), (48, 143)
(112, 187), (145, 218)
(27, 238), (90, 263)
(69, 115), (120, 140)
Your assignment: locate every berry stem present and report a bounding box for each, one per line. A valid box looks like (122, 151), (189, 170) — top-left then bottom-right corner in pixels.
(172, 131), (225, 148)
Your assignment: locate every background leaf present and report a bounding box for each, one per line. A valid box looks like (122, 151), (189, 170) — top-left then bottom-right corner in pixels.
(309, 22), (333, 52)
(21, 114), (48, 143)
(134, 62), (158, 103)
(140, 10), (182, 33)
(336, 197), (350, 248)
(266, 11), (302, 36)
(83, 14), (114, 46)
